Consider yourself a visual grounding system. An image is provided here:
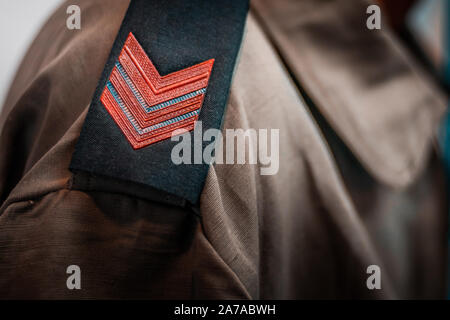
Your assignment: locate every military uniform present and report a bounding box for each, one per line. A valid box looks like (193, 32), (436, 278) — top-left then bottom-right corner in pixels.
(0, 0), (447, 299)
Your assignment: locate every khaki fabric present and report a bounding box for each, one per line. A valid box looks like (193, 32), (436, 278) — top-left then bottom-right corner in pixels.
(0, 0), (447, 299)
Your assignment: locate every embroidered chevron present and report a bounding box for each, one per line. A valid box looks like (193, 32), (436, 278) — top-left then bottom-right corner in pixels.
(100, 32), (214, 149)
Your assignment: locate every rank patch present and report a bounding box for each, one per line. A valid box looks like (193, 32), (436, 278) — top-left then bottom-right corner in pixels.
(71, 0), (248, 204)
(101, 32), (214, 149)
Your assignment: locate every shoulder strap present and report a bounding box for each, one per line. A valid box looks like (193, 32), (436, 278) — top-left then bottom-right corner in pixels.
(70, 0), (249, 206)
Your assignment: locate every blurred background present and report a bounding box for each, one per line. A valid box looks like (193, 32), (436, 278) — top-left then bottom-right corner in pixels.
(0, 0), (64, 111)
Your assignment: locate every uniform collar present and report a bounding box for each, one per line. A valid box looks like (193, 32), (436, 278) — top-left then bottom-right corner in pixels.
(252, 0), (447, 187)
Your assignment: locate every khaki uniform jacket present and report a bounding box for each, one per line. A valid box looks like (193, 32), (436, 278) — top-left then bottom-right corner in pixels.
(0, 0), (447, 299)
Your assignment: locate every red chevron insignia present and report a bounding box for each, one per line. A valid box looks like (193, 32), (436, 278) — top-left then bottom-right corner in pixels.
(100, 32), (214, 149)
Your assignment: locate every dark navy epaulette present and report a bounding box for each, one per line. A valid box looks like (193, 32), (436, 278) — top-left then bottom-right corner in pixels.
(69, 0), (249, 207)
